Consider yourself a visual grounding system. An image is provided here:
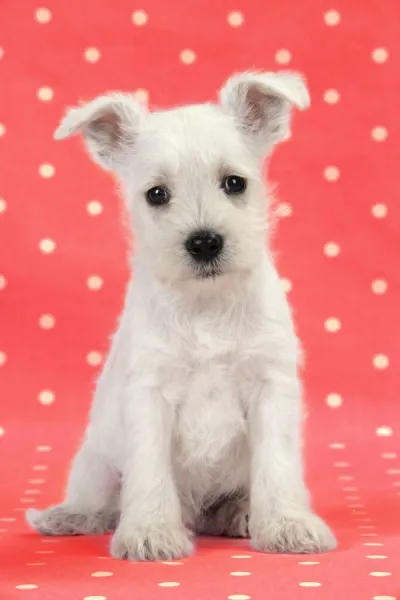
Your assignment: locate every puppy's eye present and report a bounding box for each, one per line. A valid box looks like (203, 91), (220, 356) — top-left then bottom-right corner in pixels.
(222, 175), (247, 196)
(146, 186), (171, 206)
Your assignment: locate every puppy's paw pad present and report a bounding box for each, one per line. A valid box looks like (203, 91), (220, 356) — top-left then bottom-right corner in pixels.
(251, 512), (336, 554)
(111, 524), (194, 561)
(26, 505), (116, 536)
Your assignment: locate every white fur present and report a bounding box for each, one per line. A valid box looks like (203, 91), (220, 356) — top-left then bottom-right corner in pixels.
(27, 71), (336, 560)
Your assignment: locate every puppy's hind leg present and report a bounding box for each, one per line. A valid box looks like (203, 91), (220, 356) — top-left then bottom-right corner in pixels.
(26, 441), (120, 536)
(196, 489), (249, 538)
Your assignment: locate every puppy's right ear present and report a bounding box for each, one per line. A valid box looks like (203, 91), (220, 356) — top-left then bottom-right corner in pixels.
(219, 71), (310, 156)
(54, 93), (146, 171)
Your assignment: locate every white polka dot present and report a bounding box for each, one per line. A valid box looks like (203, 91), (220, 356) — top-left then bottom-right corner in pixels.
(334, 461), (349, 468)
(371, 126), (388, 142)
(373, 597), (396, 600)
(356, 518), (370, 524)
(281, 278), (292, 293)
(0, 517), (16, 522)
(33, 465), (48, 471)
(275, 49), (291, 65)
(361, 533), (378, 537)
(369, 572), (392, 577)
(16, 584), (39, 590)
(329, 443), (345, 449)
(162, 561), (184, 566)
(134, 89), (149, 103)
(39, 314), (55, 330)
(180, 49), (196, 64)
(37, 87), (53, 102)
(373, 354), (389, 370)
(324, 89), (340, 104)
(87, 351), (102, 366)
(299, 561), (320, 565)
(372, 48), (389, 63)
(277, 202), (292, 217)
(39, 163), (55, 178)
(0, 275), (7, 289)
(0, 47), (3, 59)
(87, 275), (103, 291)
(325, 317), (341, 332)
(364, 543), (383, 547)
(387, 468), (400, 475)
(158, 582), (180, 588)
(0, 427), (4, 437)
(87, 200), (103, 215)
(24, 490), (40, 495)
(367, 555), (388, 559)
(344, 486), (359, 492)
(38, 390), (55, 406)
(132, 10), (148, 25)
(324, 166), (340, 181)
(84, 48), (101, 63)
(382, 452), (397, 459)
(324, 242), (340, 257)
(371, 279), (388, 294)
(20, 497), (35, 504)
(232, 555), (252, 559)
(227, 11), (244, 27)
(324, 9), (340, 25)
(84, 597), (107, 600)
(299, 582), (322, 587)
(230, 572), (252, 577)
(0, 351), (7, 366)
(339, 475), (354, 481)
(39, 238), (56, 254)
(36, 445), (51, 452)
(91, 571), (113, 578)
(35, 7), (51, 23)
(228, 596), (251, 600)
(0, 123), (6, 137)
(371, 203), (388, 218)
(0, 197), (6, 213)
(393, 481), (400, 486)
(326, 393), (343, 408)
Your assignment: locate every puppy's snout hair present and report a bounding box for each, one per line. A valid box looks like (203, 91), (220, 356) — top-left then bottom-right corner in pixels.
(27, 70), (336, 561)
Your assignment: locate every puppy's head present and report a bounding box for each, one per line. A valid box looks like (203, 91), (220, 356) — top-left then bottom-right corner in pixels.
(55, 72), (309, 286)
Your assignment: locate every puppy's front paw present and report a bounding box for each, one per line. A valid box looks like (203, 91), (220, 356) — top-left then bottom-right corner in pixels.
(111, 523), (194, 561)
(250, 511), (336, 554)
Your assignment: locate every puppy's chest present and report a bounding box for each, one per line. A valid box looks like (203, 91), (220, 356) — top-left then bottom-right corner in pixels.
(173, 359), (246, 468)
(168, 315), (257, 465)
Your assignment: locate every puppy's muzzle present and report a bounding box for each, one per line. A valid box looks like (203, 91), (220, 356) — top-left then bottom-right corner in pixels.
(185, 231), (224, 263)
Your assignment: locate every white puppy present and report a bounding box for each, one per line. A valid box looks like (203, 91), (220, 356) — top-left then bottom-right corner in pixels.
(27, 71), (336, 560)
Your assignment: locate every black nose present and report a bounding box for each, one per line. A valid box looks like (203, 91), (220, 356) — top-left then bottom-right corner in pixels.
(185, 231), (224, 262)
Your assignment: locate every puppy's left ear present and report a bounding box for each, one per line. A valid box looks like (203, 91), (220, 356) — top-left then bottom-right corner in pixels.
(219, 71), (310, 155)
(54, 93), (146, 171)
